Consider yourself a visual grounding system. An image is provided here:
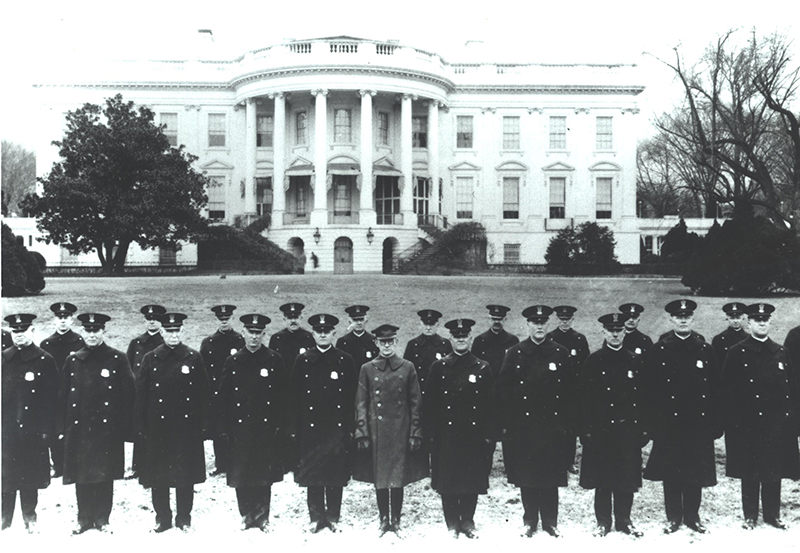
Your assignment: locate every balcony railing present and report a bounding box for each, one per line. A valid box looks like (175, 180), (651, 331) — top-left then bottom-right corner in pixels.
(328, 211), (360, 224)
(283, 212), (310, 225)
(417, 213), (448, 229)
(376, 213), (404, 225)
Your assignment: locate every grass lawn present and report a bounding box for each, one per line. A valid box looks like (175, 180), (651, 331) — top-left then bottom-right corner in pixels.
(2, 274), (799, 551)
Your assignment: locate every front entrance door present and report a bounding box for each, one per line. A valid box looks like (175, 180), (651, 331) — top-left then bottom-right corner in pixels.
(334, 237), (353, 274)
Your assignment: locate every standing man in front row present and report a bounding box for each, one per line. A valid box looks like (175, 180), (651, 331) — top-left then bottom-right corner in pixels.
(58, 313), (135, 534)
(216, 314), (287, 532)
(425, 318), (495, 539)
(2, 314), (59, 533)
(644, 300), (721, 535)
(135, 313), (211, 533)
(337, 305), (379, 370)
(721, 303), (799, 530)
(286, 314), (357, 533)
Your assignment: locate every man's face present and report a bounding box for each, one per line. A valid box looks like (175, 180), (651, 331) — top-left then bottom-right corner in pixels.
(55, 313), (73, 333)
(450, 333), (472, 354)
(749, 317), (770, 339)
(420, 320), (439, 336)
(313, 327), (335, 347)
(376, 337), (397, 357)
(217, 316), (233, 332)
(557, 315), (573, 331)
(162, 327), (183, 347)
(604, 327), (625, 348)
(82, 327), (105, 347)
(11, 326), (33, 348)
(490, 315), (506, 332)
(350, 315), (367, 334)
(726, 314), (746, 331)
(527, 320), (548, 342)
(243, 327), (266, 350)
(624, 314), (639, 331)
(670, 314), (694, 335)
(284, 314), (301, 331)
(145, 317), (162, 333)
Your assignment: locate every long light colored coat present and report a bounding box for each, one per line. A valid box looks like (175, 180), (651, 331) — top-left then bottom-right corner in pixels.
(353, 355), (426, 488)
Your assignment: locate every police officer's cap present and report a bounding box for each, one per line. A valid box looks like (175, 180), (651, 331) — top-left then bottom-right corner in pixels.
(4, 313), (36, 331)
(240, 313), (271, 330)
(598, 312), (630, 330)
(308, 313), (339, 332)
(746, 303), (775, 321)
(211, 305), (236, 319)
(722, 302), (747, 315)
(619, 303), (644, 316)
(77, 313), (111, 331)
(665, 299), (697, 316)
(159, 312), (188, 329)
(553, 305), (577, 319)
(486, 305), (511, 318)
(344, 305), (370, 319)
(522, 305), (553, 322)
(140, 304), (167, 320)
(50, 302), (78, 316)
(444, 318), (476, 338)
(373, 324), (399, 340)
(417, 309), (443, 324)
(279, 303), (305, 317)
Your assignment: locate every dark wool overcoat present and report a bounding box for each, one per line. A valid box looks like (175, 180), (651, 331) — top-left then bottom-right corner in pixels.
(783, 326), (800, 367)
(134, 343), (211, 488)
(2, 344), (59, 492)
(721, 336), (800, 481)
(40, 329), (85, 371)
(58, 343), (135, 485)
(578, 344), (646, 492)
(643, 332), (720, 487)
(712, 327), (749, 367)
(403, 333), (452, 403)
(126, 332), (164, 378)
(269, 327), (315, 372)
(285, 346), (357, 487)
(215, 346), (288, 487)
(547, 328), (590, 370)
(472, 328), (520, 377)
(353, 355), (427, 488)
(337, 331), (379, 372)
(2, 330), (12, 350)
(424, 352), (495, 494)
(496, 337), (574, 488)
(200, 329), (245, 391)
(622, 329), (653, 358)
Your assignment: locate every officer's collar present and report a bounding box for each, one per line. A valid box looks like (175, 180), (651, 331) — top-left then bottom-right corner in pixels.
(751, 334), (768, 342)
(605, 342), (623, 351)
(673, 330), (691, 340)
(317, 344), (332, 353)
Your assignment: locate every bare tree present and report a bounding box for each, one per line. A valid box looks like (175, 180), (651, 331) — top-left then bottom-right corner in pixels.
(636, 137), (701, 217)
(1, 140), (36, 216)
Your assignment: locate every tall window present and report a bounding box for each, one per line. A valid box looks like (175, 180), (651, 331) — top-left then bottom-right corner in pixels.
(333, 176), (353, 216)
(503, 116), (520, 149)
(290, 176), (310, 217)
(413, 116), (428, 148)
(208, 114), (226, 147)
(549, 177), (566, 219)
(456, 176), (473, 219)
(256, 177), (272, 216)
(596, 116), (613, 150)
(503, 243), (521, 264)
(334, 109), (352, 143)
(207, 176), (226, 219)
(378, 112), (389, 145)
(375, 176), (401, 224)
(160, 113), (178, 147)
(295, 111), (307, 145)
(257, 115), (274, 148)
(549, 116), (566, 149)
(502, 177), (520, 219)
(456, 116), (473, 148)
(414, 178), (430, 221)
(596, 177), (612, 219)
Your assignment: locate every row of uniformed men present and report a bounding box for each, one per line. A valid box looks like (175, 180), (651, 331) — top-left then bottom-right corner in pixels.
(2, 299), (799, 538)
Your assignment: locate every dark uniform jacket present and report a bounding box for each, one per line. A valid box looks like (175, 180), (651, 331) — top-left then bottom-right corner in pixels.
(337, 331), (379, 372)
(783, 326), (800, 367)
(200, 329), (245, 391)
(215, 346), (288, 487)
(126, 331), (164, 378)
(41, 329), (85, 372)
(134, 343), (211, 488)
(269, 327), (315, 372)
(2, 344), (59, 493)
(58, 343), (135, 485)
(721, 336), (800, 481)
(2, 330), (12, 350)
(353, 355), (427, 488)
(712, 327), (748, 366)
(578, 344), (646, 492)
(424, 352), (495, 494)
(547, 328), (590, 370)
(402, 333), (452, 403)
(622, 329), (653, 357)
(496, 337), (574, 488)
(285, 346), (357, 487)
(472, 328), (520, 377)
(643, 331), (720, 486)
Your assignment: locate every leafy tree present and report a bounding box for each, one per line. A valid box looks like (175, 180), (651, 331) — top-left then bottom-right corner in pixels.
(545, 222), (619, 267)
(1, 140), (36, 216)
(660, 218), (702, 261)
(22, 94), (209, 274)
(2, 223), (45, 297)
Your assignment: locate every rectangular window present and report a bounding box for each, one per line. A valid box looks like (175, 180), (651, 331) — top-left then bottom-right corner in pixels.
(207, 176), (226, 219)
(456, 116), (473, 148)
(549, 116), (566, 149)
(504, 243), (521, 264)
(414, 177), (430, 222)
(208, 114), (226, 147)
(549, 177), (566, 219)
(375, 176), (401, 224)
(256, 177), (273, 216)
(502, 116), (520, 150)
(160, 113), (178, 147)
(596, 177), (613, 219)
(334, 109), (352, 143)
(378, 112), (389, 145)
(333, 176), (353, 216)
(291, 176), (309, 217)
(413, 116), (428, 148)
(596, 116), (613, 150)
(502, 177), (520, 219)
(295, 111), (307, 145)
(257, 115), (274, 148)
(456, 176), (473, 219)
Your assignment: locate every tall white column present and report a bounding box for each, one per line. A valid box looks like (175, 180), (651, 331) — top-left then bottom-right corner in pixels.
(428, 100), (440, 218)
(272, 92), (286, 226)
(313, 89), (328, 214)
(400, 94), (415, 226)
(244, 98), (257, 218)
(359, 90), (376, 219)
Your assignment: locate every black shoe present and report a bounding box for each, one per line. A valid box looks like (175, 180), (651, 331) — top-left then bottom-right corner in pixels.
(390, 518), (403, 538)
(686, 521), (707, 534)
(522, 524), (536, 538)
(461, 527), (478, 539)
(326, 520), (339, 533)
(97, 524), (112, 534)
(306, 521), (324, 534)
(663, 521), (681, 534)
(764, 518), (787, 530)
(742, 518), (756, 530)
(379, 517), (391, 537)
(177, 523), (191, 533)
(543, 525), (561, 538)
(617, 523), (643, 538)
(71, 524), (91, 535)
(152, 522), (172, 533)
(593, 525), (610, 537)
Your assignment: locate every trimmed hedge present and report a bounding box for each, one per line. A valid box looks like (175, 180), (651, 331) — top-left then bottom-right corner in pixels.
(196, 219), (295, 274)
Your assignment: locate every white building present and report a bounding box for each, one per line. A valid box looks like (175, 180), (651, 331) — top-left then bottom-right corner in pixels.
(33, 36), (645, 273)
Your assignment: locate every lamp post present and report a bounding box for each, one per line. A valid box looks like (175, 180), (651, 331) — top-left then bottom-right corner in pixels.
(366, 227), (374, 244)
(313, 227), (321, 244)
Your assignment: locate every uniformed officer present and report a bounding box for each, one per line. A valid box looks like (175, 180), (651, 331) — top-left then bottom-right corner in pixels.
(497, 305), (573, 538)
(618, 303), (653, 357)
(268, 302), (315, 371)
(58, 313), (135, 534)
(425, 318), (495, 539)
(472, 305), (520, 377)
(216, 314), (287, 532)
(721, 303), (799, 530)
(711, 302), (749, 364)
(200, 304), (245, 476)
(402, 309), (452, 403)
(2, 329), (12, 350)
(578, 313), (646, 538)
(285, 314), (357, 534)
(1, 314), (59, 533)
(786, 325), (800, 367)
(644, 299), (721, 535)
(40, 302), (85, 479)
(337, 305), (379, 369)
(126, 304), (166, 478)
(135, 312), (211, 533)
(354, 324), (426, 537)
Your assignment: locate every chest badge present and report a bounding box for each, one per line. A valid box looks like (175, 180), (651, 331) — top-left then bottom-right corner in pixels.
(696, 360), (704, 369)
(182, 365), (191, 374)
(570, 349), (577, 357)
(635, 348), (642, 355)
(469, 374), (477, 383)
(101, 369), (110, 378)
(330, 371), (339, 380)
(778, 362), (784, 370)
(25, 371), (35, 381)
(549, 362), (557, 371)
(628, 370), (634, 379)
(260, 368), (269, 377)
(436, 353), (443, 360)
(366, 351), (372, 359)
(230, 348), (237, 356)
(299, 348), (306, 355)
